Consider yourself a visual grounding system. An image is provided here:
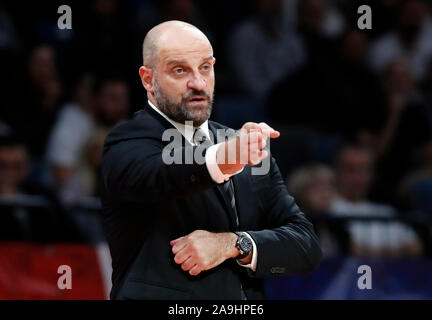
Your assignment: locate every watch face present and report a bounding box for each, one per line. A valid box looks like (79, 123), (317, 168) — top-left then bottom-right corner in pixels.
(239, 236), (253, 253)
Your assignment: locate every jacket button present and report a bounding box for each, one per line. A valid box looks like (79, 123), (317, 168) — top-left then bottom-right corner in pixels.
(190, 175), (196, 182)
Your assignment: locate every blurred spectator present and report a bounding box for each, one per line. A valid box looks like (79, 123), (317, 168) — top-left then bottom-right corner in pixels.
(68, 0), (133, 76)
(287, 164), (346, 256)
(288, 164), (335, 212)
(330, 30), (383, 139)
(160, 0), (210, 33)
(46, 72), (97, 190)
(296, 0), (344, 65)
(0, 135), (80, 241)
(94, 76), (130, 129)
(134, 0), (213, 44)
(368, 0), (432, 82)
(361, 59), (432, 203)
(268, 0), (348, 132)
(79, 128), (106, 197)
(47, 75), (127, 204)
(56, 126), (108, 243)
(399, 141), (432, 214)
(59, 127), (106, 204)
(0, 135), (30, 197)
(284, 0), (346, 38)
(92, 76), (129, 198)
(269, 29), (380, 140)
(331, 144), (423, 257)
(227, 0), (306, 98)
(4, 44), (63, 159)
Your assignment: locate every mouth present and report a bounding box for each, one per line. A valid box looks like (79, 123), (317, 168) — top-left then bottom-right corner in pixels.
(188, 96), (207, 105)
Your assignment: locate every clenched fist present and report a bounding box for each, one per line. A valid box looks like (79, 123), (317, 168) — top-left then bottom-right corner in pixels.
(170, 230), (239, 276)
(216, 122), (280, 175)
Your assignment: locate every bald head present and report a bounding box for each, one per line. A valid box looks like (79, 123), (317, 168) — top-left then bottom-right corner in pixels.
(142, 20), (212, 68)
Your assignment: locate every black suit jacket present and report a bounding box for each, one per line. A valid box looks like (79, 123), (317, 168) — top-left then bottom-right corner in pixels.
(100, 103), (322, 300)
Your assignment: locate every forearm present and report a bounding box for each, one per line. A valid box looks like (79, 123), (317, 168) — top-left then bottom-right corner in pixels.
(219, 232), (240, 260)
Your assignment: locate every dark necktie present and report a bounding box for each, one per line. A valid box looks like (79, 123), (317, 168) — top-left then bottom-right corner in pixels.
(193, 128), (239, 227)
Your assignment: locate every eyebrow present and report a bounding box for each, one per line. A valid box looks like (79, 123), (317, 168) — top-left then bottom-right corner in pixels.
(165, 56), (213, 66)
(166, 59), (186, 66)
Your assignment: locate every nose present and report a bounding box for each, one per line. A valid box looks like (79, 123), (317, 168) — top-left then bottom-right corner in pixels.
(187, 74), (206, 91)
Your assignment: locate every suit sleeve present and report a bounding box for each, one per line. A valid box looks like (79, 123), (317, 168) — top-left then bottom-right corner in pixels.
(102, 138), (218, 204)
(246, 156), (323, 278)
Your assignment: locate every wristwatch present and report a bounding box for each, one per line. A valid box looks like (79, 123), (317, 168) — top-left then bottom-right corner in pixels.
(235, 232), (253, 259)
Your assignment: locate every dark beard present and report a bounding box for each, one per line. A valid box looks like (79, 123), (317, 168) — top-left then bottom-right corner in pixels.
(154, 77), (213, 127)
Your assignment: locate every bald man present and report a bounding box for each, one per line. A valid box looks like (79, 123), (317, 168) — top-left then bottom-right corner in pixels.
(101, 21), (322, 300)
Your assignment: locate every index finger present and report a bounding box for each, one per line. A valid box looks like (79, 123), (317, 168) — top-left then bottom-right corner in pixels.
(258, 123), (280, 139)
(170, 236), (187, 252)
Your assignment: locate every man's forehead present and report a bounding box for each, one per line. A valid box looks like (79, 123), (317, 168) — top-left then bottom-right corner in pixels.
(155, 29), (212, 60)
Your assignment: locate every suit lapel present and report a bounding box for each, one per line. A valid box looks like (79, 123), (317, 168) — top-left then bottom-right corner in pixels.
(142, 103), (192, 148)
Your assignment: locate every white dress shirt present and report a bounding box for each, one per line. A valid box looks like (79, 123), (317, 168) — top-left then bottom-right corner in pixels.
(147, 100), (257, 271)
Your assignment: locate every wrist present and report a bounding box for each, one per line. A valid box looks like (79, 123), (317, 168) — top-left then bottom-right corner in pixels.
(224, 232), (241, 259)
(238, 252), (253, 265)
(216, 140), (243, 175)
(223, 232), (254, 264)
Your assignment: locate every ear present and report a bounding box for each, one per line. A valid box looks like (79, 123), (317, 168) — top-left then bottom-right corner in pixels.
(212, 57), (216, 65)
(139, 66), (154, 94)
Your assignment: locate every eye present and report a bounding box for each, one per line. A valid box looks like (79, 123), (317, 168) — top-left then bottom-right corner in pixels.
(201, 64), (211, 71)
(174, 67), (184, 74)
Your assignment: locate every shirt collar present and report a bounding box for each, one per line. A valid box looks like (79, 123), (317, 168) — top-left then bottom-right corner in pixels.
(147, 100), (210, 145)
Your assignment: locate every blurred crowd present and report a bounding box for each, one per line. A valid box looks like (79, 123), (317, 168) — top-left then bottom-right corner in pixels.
(1, 0), (432, 257)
